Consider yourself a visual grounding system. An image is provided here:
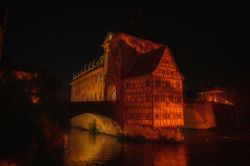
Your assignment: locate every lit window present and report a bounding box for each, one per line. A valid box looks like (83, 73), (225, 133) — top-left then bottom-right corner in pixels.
(155, 79), (160, 87)
(166, 81), (171, 88)
(146, 94), (150, 101)
(169, 94), (173, 102)
(145, 80), (150, 87)
(31, 95), (40, 104)
(126, 82), (130, 88)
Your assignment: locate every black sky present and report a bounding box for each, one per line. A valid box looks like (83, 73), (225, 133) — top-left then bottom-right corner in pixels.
(1, 0), (250, 97)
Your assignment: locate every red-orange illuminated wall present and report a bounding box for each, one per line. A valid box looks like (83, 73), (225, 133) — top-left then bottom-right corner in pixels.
(124, 48), (184, 128)
(70, 32), (184, 128)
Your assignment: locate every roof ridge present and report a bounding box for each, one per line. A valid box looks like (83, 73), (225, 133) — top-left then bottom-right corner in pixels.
(127, 47), (166, 77)
(118, 32), (166, 46)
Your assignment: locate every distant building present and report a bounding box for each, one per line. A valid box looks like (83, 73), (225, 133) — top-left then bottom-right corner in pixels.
(70, 32), (184, 128)
(184, 87), (235, 129)
(196, 87), (233, 105)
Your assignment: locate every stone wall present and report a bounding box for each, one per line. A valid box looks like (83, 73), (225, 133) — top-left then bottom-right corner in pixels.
(184, 101), (236, 129)
(70, 113), (122, 136)
(184, 101), (216, 129)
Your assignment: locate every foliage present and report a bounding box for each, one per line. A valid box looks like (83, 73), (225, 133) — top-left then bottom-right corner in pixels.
(0, 65), (68, 165)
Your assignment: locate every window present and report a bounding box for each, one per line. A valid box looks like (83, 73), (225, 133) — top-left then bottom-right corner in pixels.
(166, 81), (171, 88)
(169, 94), (173, 102)
(145, 80), (150, 87)
(126, 82), (130, 88)
(99, 92), (102, 100)
(176, 81), (181, 89)
(177, 96), (182, 103)
(155, 79), (160, 87)
(146, 94), (150, 102)
(127, 96), (131, 102)
(162, 94), (165, 101)
(154, 94), (159, 101)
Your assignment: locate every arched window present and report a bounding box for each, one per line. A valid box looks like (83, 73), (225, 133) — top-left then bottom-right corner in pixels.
(107, 85), (116, 101)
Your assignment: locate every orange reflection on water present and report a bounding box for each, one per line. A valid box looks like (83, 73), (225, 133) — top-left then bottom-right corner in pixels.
(31, 95), (39, 104)
(154, 145), (187, 166)
(67, 129), (121, 166)
(66, 129), (188, 166)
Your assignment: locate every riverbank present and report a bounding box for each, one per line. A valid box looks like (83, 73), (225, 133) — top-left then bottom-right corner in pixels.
(71, 125), (184, 145)
(70, 113), (184, 144)
(123, 124), (184, 144)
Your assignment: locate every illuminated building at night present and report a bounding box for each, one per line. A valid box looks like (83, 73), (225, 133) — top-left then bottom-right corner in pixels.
(70, 32), (184, 128)
(184, 87), (235, 129)
(196, 88), (233, 105)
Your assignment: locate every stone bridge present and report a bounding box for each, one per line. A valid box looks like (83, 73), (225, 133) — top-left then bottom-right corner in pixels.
(67, 102), (184, 141)
(68, 101), (124, 136)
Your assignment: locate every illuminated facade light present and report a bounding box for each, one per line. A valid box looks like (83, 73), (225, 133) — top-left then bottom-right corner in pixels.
(31, 95), (40, 104)
(70, 32), (184, 128)
(196, 89), (233, 105)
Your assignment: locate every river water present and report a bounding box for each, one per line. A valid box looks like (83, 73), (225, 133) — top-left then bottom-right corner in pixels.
(65, 129), (250, 166)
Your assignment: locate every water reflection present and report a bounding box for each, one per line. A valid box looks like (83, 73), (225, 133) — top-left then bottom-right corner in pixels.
(154, 145), (187, 166)
(67, 129), (122, 166)
(122, 142), (187, 166)
(66, 129), (188, 166)
(66, 129), (250, 166)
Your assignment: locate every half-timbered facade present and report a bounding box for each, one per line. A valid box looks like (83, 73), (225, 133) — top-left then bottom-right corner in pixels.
(70, 32), (184, 128)
(124, 47), (184, 127)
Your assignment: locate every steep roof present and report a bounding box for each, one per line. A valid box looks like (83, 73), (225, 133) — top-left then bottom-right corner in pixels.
(118, 33), (164, 54)
(127, 47), (166, 77)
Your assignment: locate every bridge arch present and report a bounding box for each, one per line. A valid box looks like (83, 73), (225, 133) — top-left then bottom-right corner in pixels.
(70, 113), (122, 136)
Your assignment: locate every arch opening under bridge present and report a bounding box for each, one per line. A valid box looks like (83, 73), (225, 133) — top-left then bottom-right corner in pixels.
(70, 113), (122, 136)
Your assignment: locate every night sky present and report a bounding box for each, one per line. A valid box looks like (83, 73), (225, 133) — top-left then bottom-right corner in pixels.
(1, 0), (250, 98)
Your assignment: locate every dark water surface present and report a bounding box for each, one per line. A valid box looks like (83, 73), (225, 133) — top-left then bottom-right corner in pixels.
(66, 129), (250, 166)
